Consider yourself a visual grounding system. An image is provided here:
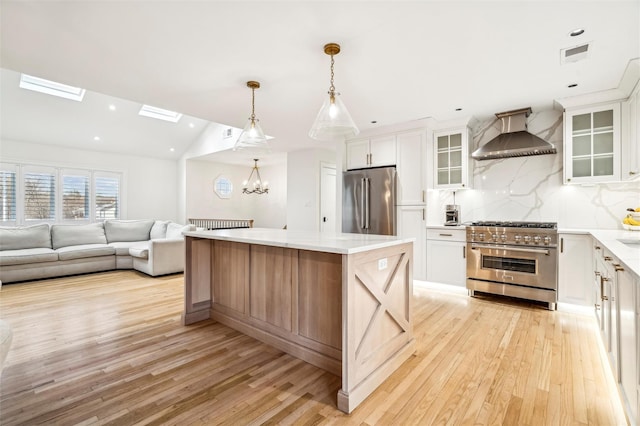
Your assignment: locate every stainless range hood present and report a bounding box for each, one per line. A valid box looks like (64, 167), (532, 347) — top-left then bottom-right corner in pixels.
(471, 107), (556, 160)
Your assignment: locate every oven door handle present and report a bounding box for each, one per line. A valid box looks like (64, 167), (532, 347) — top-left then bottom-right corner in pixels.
(470, 243), (551, 256)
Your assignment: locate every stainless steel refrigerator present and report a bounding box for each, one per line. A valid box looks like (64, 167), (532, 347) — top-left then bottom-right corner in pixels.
(342, 166), (397, 235)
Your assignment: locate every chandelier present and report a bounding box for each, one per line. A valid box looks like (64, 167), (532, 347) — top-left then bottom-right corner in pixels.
(309, 43), (359, 141)
(242, 159), (268, 195)
(234, 81), (270, 152)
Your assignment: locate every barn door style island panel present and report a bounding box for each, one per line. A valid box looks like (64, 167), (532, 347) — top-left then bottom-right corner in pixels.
(182, 228), (415, 413)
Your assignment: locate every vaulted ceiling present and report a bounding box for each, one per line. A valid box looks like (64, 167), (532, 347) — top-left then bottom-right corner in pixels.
(1, 1), (638, 162)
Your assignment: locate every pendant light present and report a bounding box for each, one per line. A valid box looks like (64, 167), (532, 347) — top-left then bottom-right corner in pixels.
(234, 81), (270, 152)
(242, 159), (268, 195)
(309, 43), (359, 141)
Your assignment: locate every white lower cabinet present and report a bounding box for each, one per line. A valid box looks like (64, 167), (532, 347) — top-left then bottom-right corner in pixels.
(558, 233), (594, 306)
(398, 206), (426, 280)
(592, 236), (638, 426)
(618, 266), (638, 423)
(426, 227), (466, 287)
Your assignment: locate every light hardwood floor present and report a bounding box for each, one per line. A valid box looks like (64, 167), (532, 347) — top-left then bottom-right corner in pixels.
(0, 271), (628, 425)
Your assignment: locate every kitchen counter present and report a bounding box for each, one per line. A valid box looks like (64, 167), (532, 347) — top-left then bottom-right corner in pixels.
(425, 224), (466, 230)
(182, 228), (415, 413)
(559, 228), (640, 278)
(183, 228), (415, 254)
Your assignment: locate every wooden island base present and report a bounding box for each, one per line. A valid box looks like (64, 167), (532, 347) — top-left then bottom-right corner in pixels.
(182, 230), (415, 413)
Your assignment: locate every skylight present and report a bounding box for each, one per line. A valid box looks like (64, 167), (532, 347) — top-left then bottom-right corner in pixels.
(19, 74), (86, 101)
(138, 105), (183, 123)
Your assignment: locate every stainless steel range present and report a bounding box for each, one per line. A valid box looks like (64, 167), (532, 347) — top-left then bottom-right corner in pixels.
(466, 221), (558, 310)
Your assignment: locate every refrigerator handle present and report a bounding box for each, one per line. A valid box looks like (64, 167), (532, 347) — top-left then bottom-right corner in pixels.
(360, 178), (366, 229)
(364, 178), (370, 229)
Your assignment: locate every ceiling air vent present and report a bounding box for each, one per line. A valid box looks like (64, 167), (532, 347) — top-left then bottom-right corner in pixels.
(561, 43), (590, 64)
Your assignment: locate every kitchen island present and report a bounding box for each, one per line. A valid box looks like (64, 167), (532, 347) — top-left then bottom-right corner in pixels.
(182, 228), (415, 413)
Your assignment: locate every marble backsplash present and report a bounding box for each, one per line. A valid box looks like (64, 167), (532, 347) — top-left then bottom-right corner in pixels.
(426, 109), (640, 229)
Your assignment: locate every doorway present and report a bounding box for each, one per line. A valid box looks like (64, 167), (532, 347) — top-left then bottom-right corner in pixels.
(320, 163), (336, 233)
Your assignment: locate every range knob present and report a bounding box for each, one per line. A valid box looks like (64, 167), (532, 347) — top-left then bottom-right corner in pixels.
(523, 235), (532, 243)
(514, 235), (522, 243)
(534, 236), (541, 244)
(478, 233), (485, 241)
(470, 232), (476, 241)
(492, 233), (499, 241)
(543, 236), (551, 245)
(500, 234), (507, 242)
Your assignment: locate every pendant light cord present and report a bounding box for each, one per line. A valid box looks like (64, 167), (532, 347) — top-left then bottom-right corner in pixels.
(251, 87), (256, 121)
(329, 54), (335, 95)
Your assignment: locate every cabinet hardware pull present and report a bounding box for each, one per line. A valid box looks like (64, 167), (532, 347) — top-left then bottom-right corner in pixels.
(602, 296), (609, 301)
(422, 208), (425, 221)
(595, 303), (600, 310)
(630, 171), (637, 175)
(614, 265), (624, 272)
(439, 233), (453, 237)
(422, 190), (425, 203)
(604, 256), (613, 261)
(594, 271), (601, 277)
(463, 245), (466, 259)
(560, 237), (564, 253)
(594, 246), (601, 250)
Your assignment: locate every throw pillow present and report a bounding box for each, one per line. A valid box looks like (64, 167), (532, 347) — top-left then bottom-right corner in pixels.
(150, 220), (170, 240)
(0, 224), (52, 251)
(51, 223), (107, 249)
(104, 219), (154, 243)
(166, 223), (190, 239)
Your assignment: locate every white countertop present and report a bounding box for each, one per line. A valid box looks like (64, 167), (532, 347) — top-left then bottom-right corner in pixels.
(588, 229), (640, 278)
(183, 228), (415, 255)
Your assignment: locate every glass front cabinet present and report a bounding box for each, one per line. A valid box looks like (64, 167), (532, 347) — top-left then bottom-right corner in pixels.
(563, 103), (621, 184)
(433, 127), (471, 189)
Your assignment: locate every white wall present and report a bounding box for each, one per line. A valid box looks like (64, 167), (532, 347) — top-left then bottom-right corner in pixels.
(1, 139), (180, 221)
(287, 148), (336, 231)
(186, 158), (287, 228)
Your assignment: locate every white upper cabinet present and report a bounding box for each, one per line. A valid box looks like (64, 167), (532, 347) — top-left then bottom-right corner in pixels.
(621, 83), (640, 180)
(345, 135), (396, 170)
(563, 103), (621, 184)
(396, 130), (425, 205)
(433, 127), (472, 189)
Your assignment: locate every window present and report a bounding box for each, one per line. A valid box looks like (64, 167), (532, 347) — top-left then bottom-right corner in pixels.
(24, 169), (56, 221)
(0, 163), (122, 224)
(0, 166), (17, 222)
(95, 174), (120, 220)
(62, 172), (89, 220)
(214, 175), (233, 199)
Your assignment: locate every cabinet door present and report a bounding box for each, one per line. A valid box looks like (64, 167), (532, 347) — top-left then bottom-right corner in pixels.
(426, 238), (466, 286)
(618, 268), (637, 422)
(346, 139), (370, 170)
(558, 233), (593, 306)
(564, 103), (621, 183)
(397, 206), (426, 280)
(396, 131), (425, 205)
(433, 128), (471, 189)
(622, 86), (640, 180)
(369, 135), (397, 168)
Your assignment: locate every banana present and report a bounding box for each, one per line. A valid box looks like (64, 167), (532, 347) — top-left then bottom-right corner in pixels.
(626, 215), (640, 226)
(623, 216), (631, 225)
(636, 207), (640, 212)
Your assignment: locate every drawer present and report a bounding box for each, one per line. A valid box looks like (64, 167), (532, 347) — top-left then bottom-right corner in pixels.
(426, 228), (466, 242)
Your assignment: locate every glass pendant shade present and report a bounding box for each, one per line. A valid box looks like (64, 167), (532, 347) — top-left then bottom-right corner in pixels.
(308, 92), (359, 141)
(234, 117), (270, 153)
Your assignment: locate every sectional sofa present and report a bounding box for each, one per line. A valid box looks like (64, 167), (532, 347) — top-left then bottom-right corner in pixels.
(0, 219), (194, 284)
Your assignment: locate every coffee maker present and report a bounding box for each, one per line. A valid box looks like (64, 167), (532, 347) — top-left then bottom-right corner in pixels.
(445, 204), (460, 226)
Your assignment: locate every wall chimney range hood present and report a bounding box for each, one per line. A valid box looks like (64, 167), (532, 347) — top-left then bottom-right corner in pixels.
(471, 107), (556, 160)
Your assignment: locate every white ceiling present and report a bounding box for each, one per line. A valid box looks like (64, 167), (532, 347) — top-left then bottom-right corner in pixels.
(1, 1), (638, 162)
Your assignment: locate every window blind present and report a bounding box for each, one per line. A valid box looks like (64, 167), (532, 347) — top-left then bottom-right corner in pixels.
(24, 172), (56, 220)
(0, 170), (17, 221)
(62, 174), (89, 220)
(95, 176), (120, 219)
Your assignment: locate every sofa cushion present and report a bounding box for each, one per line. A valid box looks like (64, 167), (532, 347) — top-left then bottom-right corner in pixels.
(56, 244), (115, 261)
(0, 248), (58, 266)
(166, 223), (191, 239)
(51, 223), (107, 250)
(0, 224), (51, 251)
(150, 220), (170, 240)
(129, 244), (149, 259)
(108, 241), (149, 255)
(104, 219), (154, 243)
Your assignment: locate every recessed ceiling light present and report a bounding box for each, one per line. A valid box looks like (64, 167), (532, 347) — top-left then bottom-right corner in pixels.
(570, 28), (585, 37)
(94, 136), (101, 141)
(138, 105), (183, 123)
(568, 83), (578, 88)
(19, 74), (86, 101)
(109, 104), (116, 111)
(169, 148), (175, 152)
